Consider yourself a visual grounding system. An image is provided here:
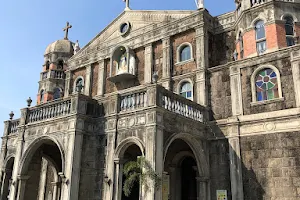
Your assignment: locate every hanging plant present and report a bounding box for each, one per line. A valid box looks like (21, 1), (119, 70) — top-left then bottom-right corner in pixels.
(123, 156), (161, 197)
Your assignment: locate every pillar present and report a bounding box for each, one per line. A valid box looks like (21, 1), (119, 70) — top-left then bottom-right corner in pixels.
(9, 108), (28, 200)
(144, 44), (153, 84)
(15, 175), (29, 200)
(97, 60), (105, 96)
(0, 169), (12, 200)
(196, 177), (208, 200)
(162, 37), (171, 90)
(37, 158), (48, 200)
(85, 65), (92, 96)
(51, 181), (60, 200)
(0, 121), (10, 187)
(113, 159), (123, 200)
(291, 50), (300, 107)
(64, 71), (72, 97)
(195, 26), (208, 106)
(230, 67), (243, 115)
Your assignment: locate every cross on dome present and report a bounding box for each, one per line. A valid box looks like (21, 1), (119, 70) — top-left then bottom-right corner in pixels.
(63, 22), (72, 40)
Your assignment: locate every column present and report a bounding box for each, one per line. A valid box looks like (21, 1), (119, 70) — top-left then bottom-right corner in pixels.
(144, 44), (153, 84)
(196, 177), (208, 200)
(15, 175), (29, 200)
(195, 26), (208, 106)
(64, 71), (72, 97)
(113, 159), (123, 200)
(37, 158), (48, 200)
(51, 181), (60, 200)
(230, 67), (243, 115)
(162, 37), (171, 90)
(0, 121), (10, 186)
(0, 169), (12, 200)
(84, 65), (92, 96)
(291, 50), (300, 107)
(9, 108), (28, 200)
(97, 60), (105, 96)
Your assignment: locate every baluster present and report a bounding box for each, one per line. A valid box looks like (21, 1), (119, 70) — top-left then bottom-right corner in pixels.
(132, 94), (136, 109)
(144, 92), (147, 107)
(136, 93), (140, 108)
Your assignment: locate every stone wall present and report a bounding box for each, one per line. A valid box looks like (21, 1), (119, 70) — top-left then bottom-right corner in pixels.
(209, 68), (232, 120)
(241, 58), (296, 115)
(241, 131), (300, 200)
(209, 139), (232, 200)
(79, 134), (106, 200)
(92, 63), (99, 97)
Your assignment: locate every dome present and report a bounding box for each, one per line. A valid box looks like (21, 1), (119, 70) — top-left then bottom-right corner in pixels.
(44, 39), (74, 55)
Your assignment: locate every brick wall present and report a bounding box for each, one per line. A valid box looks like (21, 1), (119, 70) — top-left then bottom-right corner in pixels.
(209, 68), (232, 120)
(241, 58), (296, 115)
(243, 30), (256, 58)
(171, 30), (196, 75)
(153, 41), (163, 81)
(92, 63), (99, 97)
(241, 131), (300, 200)
(105, 59), (117, 94)
(134, 47), (145, 85)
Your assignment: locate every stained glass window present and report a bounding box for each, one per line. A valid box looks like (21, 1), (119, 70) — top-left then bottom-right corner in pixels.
(180, 82), (193, 100)
(180, 45), (191, 62)
(255, 68), (279, 101)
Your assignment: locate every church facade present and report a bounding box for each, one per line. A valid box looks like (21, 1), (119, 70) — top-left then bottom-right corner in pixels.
(1, 0), (300, 200)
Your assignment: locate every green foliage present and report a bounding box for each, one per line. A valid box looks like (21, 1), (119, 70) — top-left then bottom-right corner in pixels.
(123, 156), (161, 197)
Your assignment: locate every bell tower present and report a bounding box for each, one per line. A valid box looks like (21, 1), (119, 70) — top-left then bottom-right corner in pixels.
(37, 22), (78, 104)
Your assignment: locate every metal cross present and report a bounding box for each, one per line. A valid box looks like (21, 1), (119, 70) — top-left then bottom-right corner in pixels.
(63, 22), (72, 40)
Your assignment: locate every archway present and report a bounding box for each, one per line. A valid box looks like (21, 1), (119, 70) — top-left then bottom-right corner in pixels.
(121, 144), (142, 200)
(0, 157), (14, 200)
(164, 138), (204, 200)
(19, 139), (63, 200)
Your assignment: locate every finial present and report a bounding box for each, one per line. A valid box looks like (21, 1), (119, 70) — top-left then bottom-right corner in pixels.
(195, 0), (204, 9)
(9, 111), (14, 120)
(63, 22), (72, 40)
(123, 0), (131, 10)
(27, 97), (33, 107)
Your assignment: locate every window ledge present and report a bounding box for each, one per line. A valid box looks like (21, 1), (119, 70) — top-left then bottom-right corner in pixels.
(175, 58), (195, 66)
(250, 97), (285, 106)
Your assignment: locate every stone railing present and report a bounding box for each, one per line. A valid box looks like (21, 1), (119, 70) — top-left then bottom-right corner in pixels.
(50, 70), (65, 79)
(119, 90), (148, 112)
(251, 0), (294, 7)
(157, 86), (205, 122)
(27, 98), (71, 123)
(8, 119), (20, 134)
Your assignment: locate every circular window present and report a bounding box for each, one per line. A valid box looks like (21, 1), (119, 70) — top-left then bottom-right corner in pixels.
(120, 22), (130, 36)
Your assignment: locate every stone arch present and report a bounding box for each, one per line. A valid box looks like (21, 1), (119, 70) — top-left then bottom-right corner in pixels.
(281, 13), (298, 22)
(73, 76), (85, 93)
(163, 133), (209, 178)
(114, 137), (145, 160)
(19, 135), (65, 175)
(250, 65), (283, 103)
(176, 42), (194, 63)
(251, 16), (267, 28)
(177, 78), (194, 101)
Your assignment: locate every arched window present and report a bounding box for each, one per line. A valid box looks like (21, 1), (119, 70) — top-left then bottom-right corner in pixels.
(57, 60), (64, 70)
(180, 82), (193, 100)
(40, 90), (45, 104)
(255, 68), (279, 101)
(239, 32), (244, 59)
(255, 20), (266, 55)
(284, 16), (295, 46)
(45, 61), (50, 70)
(179, 45), (192, 62)
(53, 88), (61, 100)
(74, 77), (84, 93)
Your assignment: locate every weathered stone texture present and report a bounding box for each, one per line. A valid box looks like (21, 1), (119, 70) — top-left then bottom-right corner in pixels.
(105, 59), (117, 94)
(209, 68), (232, 120)
(241, 58), (296, 115)
(153, 41), (163, 80)
(241, 132), (300, 200)
(209, 139), (232, 200)
(134, 47), (145, 85)
(92, 63), (99, 97)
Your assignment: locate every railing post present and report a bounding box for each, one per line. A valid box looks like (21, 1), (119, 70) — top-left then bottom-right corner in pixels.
(146, 84), (159, 107)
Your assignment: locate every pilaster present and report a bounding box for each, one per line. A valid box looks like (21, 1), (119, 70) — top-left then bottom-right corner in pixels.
(230, 66), (243, 116)
(84, 65), (92, 96)
(162, 37), (171, 90)
(97, 60), (105, 96)
(16, 175), (30, 200)
(144, 44), (153, 84)
(195, 26), (209, 106)
(9, 108), (27, 200)
(64, 71), (72, 97)
(228, 117), (244, 200)
(291, 51), (300, 107)
(37, 158), (48, 200)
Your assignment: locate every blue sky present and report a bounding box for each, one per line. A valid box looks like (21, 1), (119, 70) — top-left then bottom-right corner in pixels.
(0, 0), (234, 134)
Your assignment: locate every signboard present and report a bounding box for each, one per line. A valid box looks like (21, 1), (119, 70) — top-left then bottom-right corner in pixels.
(162, 173), (170, 200)
(217, 190), (228, 200)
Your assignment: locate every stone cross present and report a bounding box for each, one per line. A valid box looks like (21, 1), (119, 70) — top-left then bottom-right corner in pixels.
(196, 0), (204, 9)
(63, 22), (72, 40)
(123, 0), (130, 10)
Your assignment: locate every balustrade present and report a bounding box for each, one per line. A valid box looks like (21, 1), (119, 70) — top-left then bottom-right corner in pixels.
(8, 119), (20, 134)
(251, 0), (294, 6)
(50, 70), (65, 79)
(158, 87), (205, 122)
(120, 91), (147, 112)
(28, 99), (71, 123)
